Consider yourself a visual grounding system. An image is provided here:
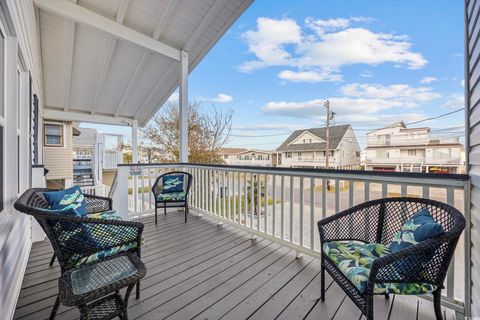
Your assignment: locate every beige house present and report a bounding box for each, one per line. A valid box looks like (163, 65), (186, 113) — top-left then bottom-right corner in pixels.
(364, 122), (465, 173)
(43, 120), (78, 188)
(275, 124), (361, 169)
(219, 148), (272, 166)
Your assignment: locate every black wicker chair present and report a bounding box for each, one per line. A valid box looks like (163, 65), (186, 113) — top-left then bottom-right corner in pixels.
(152, 171), (192, 223)
(14, 188), (146, 320)
(48, 192), (113, 266)
(317, 197), (465, 320)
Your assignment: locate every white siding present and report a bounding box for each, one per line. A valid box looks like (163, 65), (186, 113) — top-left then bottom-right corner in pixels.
(0, 1), (43, 318)
(467, 0), (479, 316)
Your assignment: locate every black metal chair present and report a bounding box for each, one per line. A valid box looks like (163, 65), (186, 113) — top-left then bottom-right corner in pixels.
(318, 197), (465, 320)
(14, 188), (146, 320)
(152, 171), (192, 223)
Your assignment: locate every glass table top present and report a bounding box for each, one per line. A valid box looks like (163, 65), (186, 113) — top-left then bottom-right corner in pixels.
(71, 255), (137, 296)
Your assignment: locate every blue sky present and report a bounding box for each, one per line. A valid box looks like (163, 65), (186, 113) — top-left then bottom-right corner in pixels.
(83, 0), (465, 150)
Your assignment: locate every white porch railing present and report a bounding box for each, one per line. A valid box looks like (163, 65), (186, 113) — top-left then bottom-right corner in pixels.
(80, 184), (111, 197)
(103, 150), (123, 169)
(113, 163), (470, 314)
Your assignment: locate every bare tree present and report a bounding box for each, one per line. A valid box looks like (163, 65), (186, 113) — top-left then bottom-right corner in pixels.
(141, 101), (233, 164)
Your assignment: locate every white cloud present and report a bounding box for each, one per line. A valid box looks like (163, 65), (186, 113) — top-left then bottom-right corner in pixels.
(212, 93), (234, 103)
(461, 79), (465, 87)
(340, 83), (441, 107)
(240, 17), (427, 77)
(297, 28), (427, 69)
(263, 98), (401, 119)
(420, 77), (438, 84)
(278, 69), (342, 83)
(305, 17), (350, 35)
(240, 17), (301, 72)
(441, 93), (464, 109)
(233, 123), (302, 131)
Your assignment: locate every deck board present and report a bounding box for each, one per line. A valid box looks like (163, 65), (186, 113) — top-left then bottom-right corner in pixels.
(14, 210), (454, 320)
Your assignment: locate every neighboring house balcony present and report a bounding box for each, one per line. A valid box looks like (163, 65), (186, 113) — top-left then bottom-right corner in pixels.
(103, 149), (124, 170)
(366, 157), (463, 166)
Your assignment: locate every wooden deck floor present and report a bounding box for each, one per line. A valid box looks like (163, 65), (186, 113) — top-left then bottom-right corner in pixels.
(14, 210), (456, 320)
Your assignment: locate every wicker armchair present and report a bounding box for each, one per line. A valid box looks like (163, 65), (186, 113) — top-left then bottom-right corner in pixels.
(14, 188), (146, 320)
(317, 197), (465, 320)
(48, 192), (113, 266)
(152, 171), (192, 223)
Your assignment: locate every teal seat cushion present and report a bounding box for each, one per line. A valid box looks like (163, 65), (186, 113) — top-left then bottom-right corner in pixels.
(43, 186), (87, 216)
(65, 210), (143, 267)
(322, 240), (437, 294)
(156, 191), (186, 202)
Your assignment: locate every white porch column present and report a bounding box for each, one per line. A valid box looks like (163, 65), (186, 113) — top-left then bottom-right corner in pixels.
(179, 50), (189, 162)
(131, 119), (138, 163)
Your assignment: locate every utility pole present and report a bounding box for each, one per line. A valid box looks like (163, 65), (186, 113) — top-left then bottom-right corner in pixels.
(324, 100), (331, 169)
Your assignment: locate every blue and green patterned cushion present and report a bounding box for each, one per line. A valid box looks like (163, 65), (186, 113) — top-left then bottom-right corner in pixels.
(389, 208), (444, 252)
(162, 175), (184, 193)
(43, 186), (87, 216)
(322, 240), (437, 294)
(156, 191), (186, 202)
(65, 210), (142, 267)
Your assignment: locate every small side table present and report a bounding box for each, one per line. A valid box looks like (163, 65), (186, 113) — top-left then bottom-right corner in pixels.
(56, 253), (146, 320)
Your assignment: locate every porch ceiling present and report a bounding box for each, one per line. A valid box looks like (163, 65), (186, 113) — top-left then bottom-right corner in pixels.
(35, 0), (253, 126)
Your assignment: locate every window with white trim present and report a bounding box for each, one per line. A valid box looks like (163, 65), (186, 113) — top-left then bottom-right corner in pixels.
(44, 123), (64, 146)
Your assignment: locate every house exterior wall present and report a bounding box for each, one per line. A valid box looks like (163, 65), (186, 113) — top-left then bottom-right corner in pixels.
(278, 127), (360, 169)
(466, 0), (479, 315)
(365, 124), (464, 173)
(0, 1), (44, 318)
(225, 150), (272, 167)
(43, 121), (74, 182)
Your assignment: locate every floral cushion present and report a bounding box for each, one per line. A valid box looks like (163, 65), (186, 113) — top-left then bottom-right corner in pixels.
(156, 191), (186, 202)
(322, 240), (437, 294)
(65, 210), (142, 267)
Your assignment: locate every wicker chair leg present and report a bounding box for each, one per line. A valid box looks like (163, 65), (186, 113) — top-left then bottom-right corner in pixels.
(122, 283), (136, 320)
(136, 281), (140, 299)
(320, 257), (325, 301)
(433, 289), (444, 320)
(49, 253), (56, 266)
(185, 204), (188, 223)
(155, 206), (158, 225)
(164, 206), (167, 215)
(365, 295), (374, 320)
(49, 295), (60, 320)
(385, 294), (389, 299)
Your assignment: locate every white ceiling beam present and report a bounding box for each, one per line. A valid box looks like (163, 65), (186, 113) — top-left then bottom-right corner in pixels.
(64, 20), (75, 111)
(34, 0), (181, 61)
(114, 0), (178, 118)
(114, 51), (149, 117)
(134, 0), (226, 122)
(153, 0), (178, 39)
(134, 63), (177, 119)
(44, 108), (132, 126)
(184, 0), (227, 51)
(90, 0), (129, 115)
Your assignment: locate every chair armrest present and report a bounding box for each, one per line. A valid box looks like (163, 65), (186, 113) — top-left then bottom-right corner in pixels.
(366, 236), (449, 294)
(84, 194), (112, 213)
(318, 201), (383, 244)
(50, 216), (144, 268)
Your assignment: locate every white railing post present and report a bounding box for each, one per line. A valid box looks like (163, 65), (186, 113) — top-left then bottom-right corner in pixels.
(113, 165), (130, 219)
(31, 166), (47, 242)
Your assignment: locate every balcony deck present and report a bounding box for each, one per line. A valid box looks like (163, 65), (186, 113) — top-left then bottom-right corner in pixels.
(14, 210), (455, 320)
